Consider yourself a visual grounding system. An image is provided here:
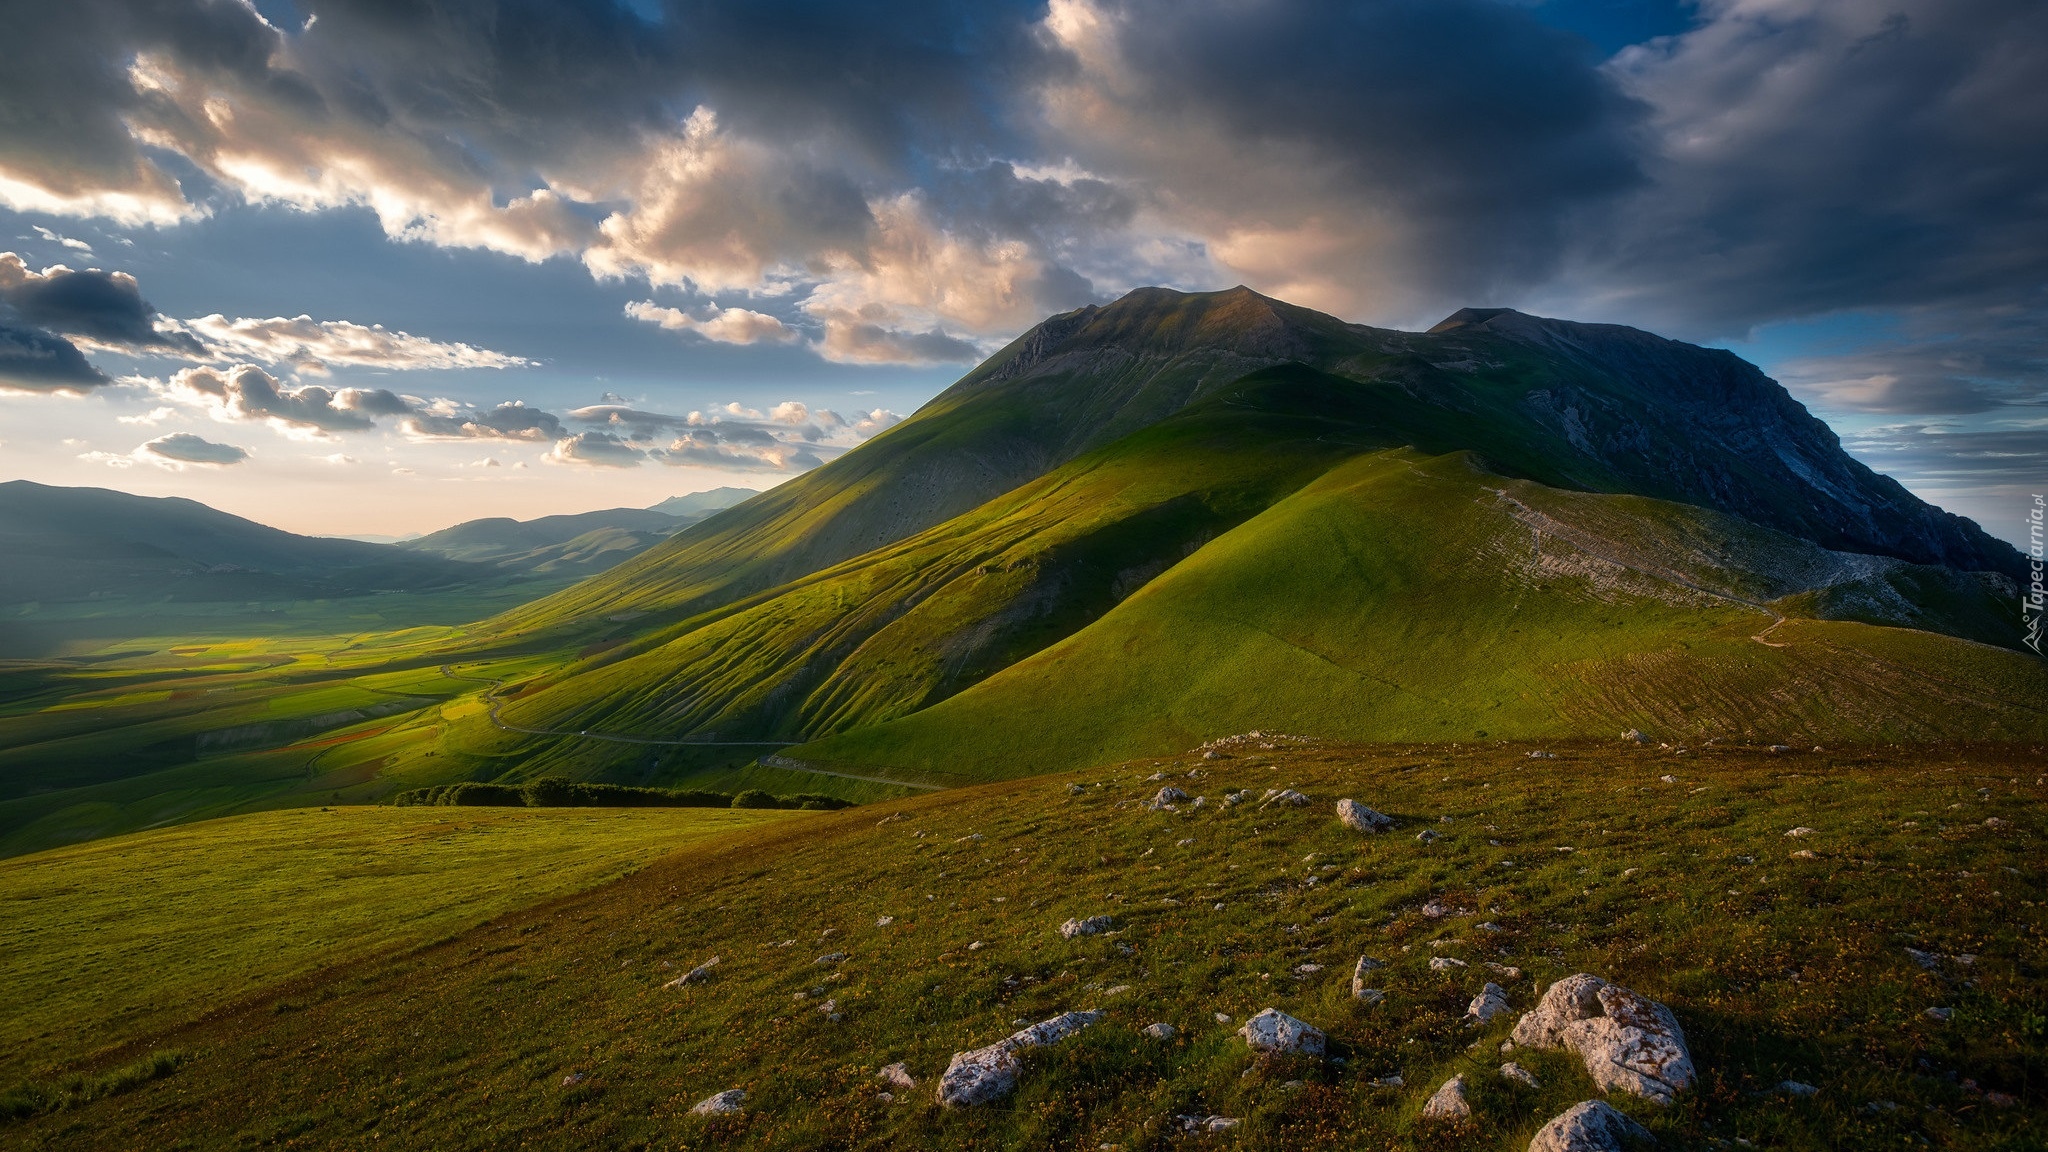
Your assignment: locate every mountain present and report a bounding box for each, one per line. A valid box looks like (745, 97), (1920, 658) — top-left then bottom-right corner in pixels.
(649, 487), (758, 517)
(444, 287), (2037, 786)
(0, 480), (476, 608)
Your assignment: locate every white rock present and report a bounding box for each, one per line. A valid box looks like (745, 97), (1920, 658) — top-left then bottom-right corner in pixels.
(1416, 829), (1441, 844)
(1215, 1012), (1233, 1024)
(664, 956), (721, 988)
(690, 1089), (746, 1116)
(1467, 982), (1512, 1024)
(1355, 987), (1385, 1005)
(1337, 798), (1395, 833)
(1430, 956), (1468, 972)
(1059, 915), (1114, 939)
(1203, 1117), (1241, 1132)
(1421, 1074), (1471, 1120)
(1501, 1061), (1541, 1088)
(1293, 963), (1324, 977)
(815, 952), (848, 966)
(1351, 951), (1384, 996)
(1237, 1008), (1325, 1056)
(1784, 827), (1816, 838)
(878, 1062), (917, 1089)
(1658, 775), (1678, 784)
(1526, 1100), (1652, 1152)
(876, 915), (895, 927)
(936, 1010), (1103, 1108)
(1620, 729), (1651, 745)
(1143, 1022), (1177, 1040)
(1510, 974), (1693, 1105)
(1260, 788), (1310, 808)
(1148, 785), (1190, 810)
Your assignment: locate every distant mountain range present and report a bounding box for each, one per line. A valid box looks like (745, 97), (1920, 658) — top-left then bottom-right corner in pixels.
(0, 483), (756, 653)
(462, 286), (2039, 778)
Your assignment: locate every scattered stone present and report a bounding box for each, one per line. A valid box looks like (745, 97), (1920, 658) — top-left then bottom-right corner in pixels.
(877, 813), (907, 826)
(1421, 1074), (1471, 1120)
(956, 833), (984, 843)
(1178, 1114), (1242, 1133)
(1104, 984), (1131, 996)
(1768, 744), (1794, 753)
(1510, 974), (1694, 1104)
(1371, 1074), (1405, 1087)
(1430, 957), (1469, 972)
(1293, 963), (1324, 977)
(1215, 1012), (1233, 1024)
(1202, 750), (1222, 761)
(1177, 837), (1195, 847)
(1478, 921), (1506, 933)
(1486, 963), (1524, 980)
(936, 1011), (1104, 1108)
(690, 1089), (746, 1116)
(1059, 915), (1114, 939)
(1237, 1008), (1325, 1056)
(1067, 783), (1085, 796)
(1337, 798), (1395, 833)
(815, 952), (848, 966)
(879, 1062), (917, 1089)
(1620, 729), (1651, 745)
(876, 1091), (894, 1103)
(1422, 899), (1451, 919)
(1789, 849), (1818, 859)
(1784, 827), (1816, 838)
(1501, 1062), (1541, 1088)
(1260, 788), (1310, 808)
(876, 915), (896, 927)
(1145, 772), (1167, 782)
(664, 956), (721, 988)
(1778, 1080), (1818, 1097)
(1985, 1090), (2019, 1108)
(1904, 947), (1942, 971)
(1527, 1100), (1653, 1152)
(1925, 1007), (1953, 1022)
(1984, 817), (2009, 829)
(968, 940), (986, 951)
(1467, 982), (1512, 1024)
(562, 1072), (585, 1086)
(1528, 750), (1556, 759)
(1862, 1099), (1899, 1114)
(1658, 775), (1678, 784)
(1355, 987), (1386, 1005)
(1143, 1022), (1177, 1040)
(1416, 829), (1441, 844)
(1148, 785), (1190, 810)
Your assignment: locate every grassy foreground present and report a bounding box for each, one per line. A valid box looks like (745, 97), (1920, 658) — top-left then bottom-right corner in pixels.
(5, 741), (2041, 1149)
(0, 805), (803, 1088)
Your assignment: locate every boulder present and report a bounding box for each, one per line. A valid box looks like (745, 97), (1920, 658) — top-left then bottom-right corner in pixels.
(1337, 798), (1395, 833)
(878, 1062), (917, 1089)
(1260, 788), (1310, 808)
(1510, 975), (1693, 1104)
(937, 1011), (1103, 1108)
(689, 1089), (746, 1116)
(1148, 785), (1190, 810)
(1527, 1100), (1653, 1152)
(1421, 1074), (1472, 1120)
(1500, 1061), (1541, 1088)
(1059, 915), (1114, 939)
(1466, 982), (1512, 1024)
(1237, 1008), (1325, 1056)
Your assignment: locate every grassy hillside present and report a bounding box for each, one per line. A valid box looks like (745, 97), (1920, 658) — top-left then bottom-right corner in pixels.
(0, 804), (803, 1086)
(5, 742), (2039, 1148)
(786, 451), (2046, 780)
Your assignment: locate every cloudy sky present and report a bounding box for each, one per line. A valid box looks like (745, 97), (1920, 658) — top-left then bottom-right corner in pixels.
(0, 0), (2041, 543)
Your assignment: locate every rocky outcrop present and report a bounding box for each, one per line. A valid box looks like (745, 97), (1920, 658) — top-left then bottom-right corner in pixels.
(1059, 915), (1113, 939)
(1526, 1100), (1653, 1151)
(1511, 975), (1693, 1104)
(1337, 798), (1394, 832)
(937, 1011), (1103, 1108)
(1421, 1074), (1471, 1120)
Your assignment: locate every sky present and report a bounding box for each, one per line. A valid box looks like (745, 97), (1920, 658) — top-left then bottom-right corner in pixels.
(0, 0), (2041, 544)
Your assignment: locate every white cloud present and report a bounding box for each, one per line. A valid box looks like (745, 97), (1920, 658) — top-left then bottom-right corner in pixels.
(153, 364), (413, 437)
(82, 431), (248, 469)
(116, 405), (177, 425)
(623, 300), (795, 345)
(162, 314), (531, 373)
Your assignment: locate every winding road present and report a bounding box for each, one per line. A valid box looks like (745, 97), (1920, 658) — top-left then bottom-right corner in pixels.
(437, 666), (943, 791)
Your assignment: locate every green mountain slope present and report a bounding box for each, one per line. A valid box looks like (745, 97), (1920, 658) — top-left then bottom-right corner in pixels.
(788, 450), (2043, 780)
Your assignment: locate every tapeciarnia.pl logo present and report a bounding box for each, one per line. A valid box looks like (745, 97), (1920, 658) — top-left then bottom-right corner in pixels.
(2026, 494), (2044, 655)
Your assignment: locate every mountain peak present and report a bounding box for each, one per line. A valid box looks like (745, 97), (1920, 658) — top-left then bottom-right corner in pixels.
(1427, 307), (1524, 333)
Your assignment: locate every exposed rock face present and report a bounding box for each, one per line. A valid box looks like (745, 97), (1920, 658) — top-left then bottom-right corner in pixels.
(1526, 1100), (1653, 1152)
(937, 1011), (1104, 1108)
(689, 1089), (745, 1116)
(1337, 798), (1394, 832)
(1511, 974), (1693, 1104)
(1238, 1008), (1325, 1056)
(1059, 915), (1114, 939)
(1422, 1074), (1472, 1120)
(1467, 982), (1512, 1024)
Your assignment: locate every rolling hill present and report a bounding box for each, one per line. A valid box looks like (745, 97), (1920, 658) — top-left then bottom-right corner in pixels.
(444, 287), (2037, 787)
(400, 490), (753, 578)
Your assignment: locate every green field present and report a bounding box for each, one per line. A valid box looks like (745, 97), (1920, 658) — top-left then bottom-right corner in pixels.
(4, 742), (2039, 1149)
(0, 804), (804, 1086)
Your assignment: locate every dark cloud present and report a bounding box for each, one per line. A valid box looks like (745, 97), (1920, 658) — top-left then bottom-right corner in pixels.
(141, 431), (248, 466)
(1777, 311), (2048, 416)
(403, 401), (564, 441)
(0, 253), (202, 352)
(0, 323), (109, 393)
(566, 404), (686, 437)
(161, 364), (416, 433)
